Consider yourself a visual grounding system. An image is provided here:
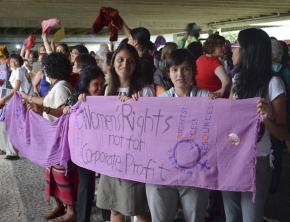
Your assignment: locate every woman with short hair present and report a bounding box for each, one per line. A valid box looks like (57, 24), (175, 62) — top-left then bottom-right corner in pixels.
(21, 53), (77, 222)
(195, 34), (230, 97)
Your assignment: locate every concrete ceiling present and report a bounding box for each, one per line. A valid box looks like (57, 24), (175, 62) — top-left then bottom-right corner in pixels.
(0, 0), (290, 37)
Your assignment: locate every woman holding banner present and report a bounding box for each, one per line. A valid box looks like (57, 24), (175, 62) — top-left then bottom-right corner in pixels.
(222, 28), (288, 222)
(96, 43), (153, 222)
(21, 53), (77, 222)
(64, 65), (106, 222)
(121, 18), (158, 94)
(145, 49), (211, 222)
(0, 54), (34, 160)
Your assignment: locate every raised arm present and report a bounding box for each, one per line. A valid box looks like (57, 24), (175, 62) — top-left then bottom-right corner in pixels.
(20, 45), (26, 59)
(50, 40), (56, 52)
(121, 19), (132, 41)
(24, 48), (30, 60)
(41, 33), (53, 54)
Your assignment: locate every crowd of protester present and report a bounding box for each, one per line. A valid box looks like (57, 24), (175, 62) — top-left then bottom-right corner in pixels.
(0, 14), (289, 222)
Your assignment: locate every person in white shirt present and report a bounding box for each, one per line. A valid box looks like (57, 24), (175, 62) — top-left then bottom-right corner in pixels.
(0, 54), (33, 160)
(223, 28), (288, 222)
(146, 49), (211, 222)
(21, 53), (76, 222)
(0, 54), (33, 107)
(97, 43), (153, 222)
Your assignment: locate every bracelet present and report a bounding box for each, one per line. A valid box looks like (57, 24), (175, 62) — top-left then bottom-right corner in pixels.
(28, 96), (33, 103)
(43, 106), (51, 114)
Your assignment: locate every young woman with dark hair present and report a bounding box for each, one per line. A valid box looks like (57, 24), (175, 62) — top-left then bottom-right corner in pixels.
(106, 43), (146, 97)
(146, 49), (211, 222)
(70, 45), (90, 64)
(97, 43), (153, 222)
(64, 54), (99, 108)
(222, 28), (288, 222)
(21, 53), (77, 222)
(195, 34), (230, 97)
(153, 42), (178, 91)
(55, 43), (70, 58)
(0, 53), (30, 160)
(69, 45), (90, 88)
(121, 19), (155, 88)
(78, 66), (104, 95)
(62, 65), (107, 222)
(72, 54), (97, 75)
(0, 53), (34, 160)
(130, 27), (155, 88)
(72, 66), (105, 222)
(129, 27), (155, 56)
(0, 53), (33, 105)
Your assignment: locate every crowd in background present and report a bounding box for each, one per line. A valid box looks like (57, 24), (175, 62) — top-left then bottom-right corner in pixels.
(0, 15), (289, 222)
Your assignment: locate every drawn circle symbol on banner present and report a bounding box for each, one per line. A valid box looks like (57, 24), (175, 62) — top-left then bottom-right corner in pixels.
(172, 139), (201, 169)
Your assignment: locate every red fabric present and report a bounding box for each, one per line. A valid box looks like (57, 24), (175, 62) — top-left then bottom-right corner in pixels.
(195, 55), (222, 92)
(24, 35), (36, 50)
(41, 18), (61, 34)
(69, 73), (79, 89)
(45, 164), (78, 205)
(92, 7), (123, 41)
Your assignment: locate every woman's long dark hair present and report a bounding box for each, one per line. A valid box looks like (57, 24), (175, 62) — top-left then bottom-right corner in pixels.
(131, 27), (154, 55)
(78, 66), (104, 95)
(233, 28), (273, 99)
(108, 43), (142, 96)
(233, 28), (272, 142)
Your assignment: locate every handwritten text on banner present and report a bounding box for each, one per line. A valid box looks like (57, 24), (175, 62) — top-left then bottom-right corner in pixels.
(69, 96), (260, 193)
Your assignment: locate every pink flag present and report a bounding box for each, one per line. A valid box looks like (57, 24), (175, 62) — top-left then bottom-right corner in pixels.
(41, 18), (61, 34)
(23, 34), (36, 49)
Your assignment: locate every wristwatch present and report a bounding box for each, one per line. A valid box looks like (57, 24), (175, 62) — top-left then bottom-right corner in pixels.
(28, 96), (33, 103)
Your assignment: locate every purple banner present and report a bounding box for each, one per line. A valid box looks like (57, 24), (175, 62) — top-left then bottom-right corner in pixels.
(5, 93), (70, 168)
(69, 96), (260, 194)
